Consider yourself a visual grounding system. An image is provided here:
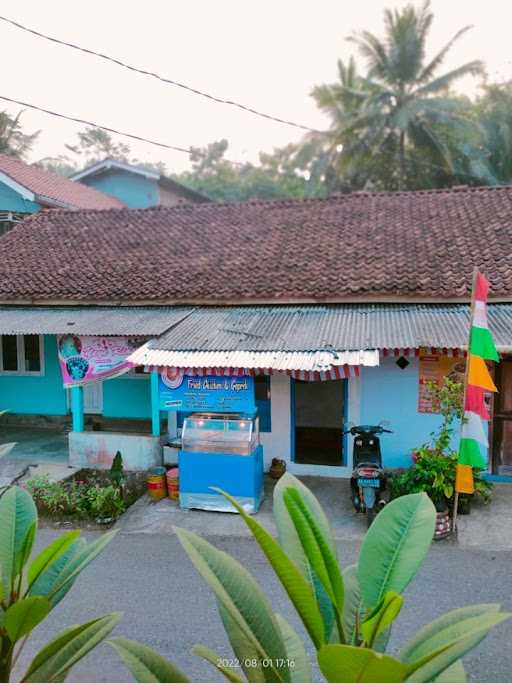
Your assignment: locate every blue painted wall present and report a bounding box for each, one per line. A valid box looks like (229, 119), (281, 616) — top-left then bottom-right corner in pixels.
(359, 357), (466, 469)
(79, 170), (159, 208)
(0, 335), (151, 419)
(0, 335), (67, 415)
(103, 375), (151, 419)
(0, 181), (40, 213)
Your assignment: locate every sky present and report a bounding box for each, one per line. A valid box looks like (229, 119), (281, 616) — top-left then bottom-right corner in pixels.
(2, 0), (512, 174)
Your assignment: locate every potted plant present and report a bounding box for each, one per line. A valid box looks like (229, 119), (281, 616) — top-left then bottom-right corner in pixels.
(389, 378), (492, 537)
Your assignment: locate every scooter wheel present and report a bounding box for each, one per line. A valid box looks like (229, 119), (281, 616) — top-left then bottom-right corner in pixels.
(367, 508), (376, 528)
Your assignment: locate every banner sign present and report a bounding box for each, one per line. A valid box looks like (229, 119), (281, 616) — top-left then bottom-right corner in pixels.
(159, 369), (255, 413)
(418, 351), (466, 413)
(58, 335), (142, 387)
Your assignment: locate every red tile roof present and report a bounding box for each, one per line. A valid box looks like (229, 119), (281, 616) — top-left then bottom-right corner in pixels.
(0, 154), (124, 210)
(0, 185), (511, 303)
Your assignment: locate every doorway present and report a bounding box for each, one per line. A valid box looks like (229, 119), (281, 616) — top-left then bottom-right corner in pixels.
(83, 382), (103, 414)
(492, 358), (512, 475)
(293, 379), (345, 466)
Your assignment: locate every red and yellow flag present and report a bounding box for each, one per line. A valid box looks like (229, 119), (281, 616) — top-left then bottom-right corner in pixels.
(456, 272), (498, 494)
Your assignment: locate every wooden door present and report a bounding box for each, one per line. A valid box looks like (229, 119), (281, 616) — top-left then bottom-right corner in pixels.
(492, 358), (512, 475)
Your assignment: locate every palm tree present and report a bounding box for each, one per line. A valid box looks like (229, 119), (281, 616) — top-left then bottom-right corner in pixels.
(314, 1), (484, 190)
(312, 57), (389, 190)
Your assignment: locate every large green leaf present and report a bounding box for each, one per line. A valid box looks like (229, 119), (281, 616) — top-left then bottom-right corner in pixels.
(29, 531), (116, 608)
(192, 645), (246, 682)
(313, 573), (336, 643)
(360, 591), (403, 647)
(434, 660), (466, 682)
(273, 474), (336, 580)
(401, 604), (511, 682)
(317, 644), (408, 682)
(27, 530), (81, 590)
(218, 602), (268, 683)
(342, 565), (361, 646)
(0, 486), (37, 597)
(283, 489), (344, 615)
(23, 613), (121, 682)
(28, 538), (83, 605)
(4, 596), (50, 641)
(175, 527), (290, 683)
(275, 614), (312, 683)
(358, 493), (436, 610)
(108, 637), (192, 683)
(400, 603), (499, 664)
(214, 490), (325, 650)
(273, 476), (341, 642)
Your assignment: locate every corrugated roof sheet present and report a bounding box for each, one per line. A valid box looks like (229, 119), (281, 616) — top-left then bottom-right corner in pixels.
(136, 304), (512, 353)
(0, 306), (192, 335)
(126, 303), (512, 371)
(145, 304), (512, 353)
(3, 303), (512, 359)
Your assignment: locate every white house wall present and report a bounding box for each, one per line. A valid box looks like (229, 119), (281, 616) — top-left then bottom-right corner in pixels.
(259, 357), (472, 478)
(260, 374), (291, 468)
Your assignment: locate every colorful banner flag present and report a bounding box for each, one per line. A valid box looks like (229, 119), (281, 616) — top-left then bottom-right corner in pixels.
(57, 335), (140, 387)
(456, 272), (499, 494)
(465, 385), (490, 420)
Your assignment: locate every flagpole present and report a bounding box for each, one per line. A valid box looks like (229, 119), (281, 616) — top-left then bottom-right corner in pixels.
(452, 266), (478, 535)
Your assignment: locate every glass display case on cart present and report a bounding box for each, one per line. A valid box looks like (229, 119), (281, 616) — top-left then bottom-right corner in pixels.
(181, 412), (260, 455)
(179, 411), (264, 514)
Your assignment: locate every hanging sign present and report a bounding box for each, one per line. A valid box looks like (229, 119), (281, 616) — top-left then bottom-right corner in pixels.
(418, 350), (466, 413)
(58, 335), (141, 387)
(159, 369), (255, 413)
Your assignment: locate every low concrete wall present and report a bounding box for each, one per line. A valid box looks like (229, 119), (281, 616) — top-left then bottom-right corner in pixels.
(69, 431), (163, 471)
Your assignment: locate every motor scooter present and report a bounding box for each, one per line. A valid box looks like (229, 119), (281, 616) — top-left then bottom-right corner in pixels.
(344, 423), (392, 527)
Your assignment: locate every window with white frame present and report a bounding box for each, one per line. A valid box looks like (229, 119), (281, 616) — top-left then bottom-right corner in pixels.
(0, 335), (44, 375)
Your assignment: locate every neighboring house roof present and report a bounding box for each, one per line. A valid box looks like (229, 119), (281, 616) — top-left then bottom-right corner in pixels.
(71, 158), (210, 204)
(0, 154), (124, 210)
(0, 185), (512, 304)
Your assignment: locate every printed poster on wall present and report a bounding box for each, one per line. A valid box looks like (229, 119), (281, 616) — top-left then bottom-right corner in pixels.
(418, 350), (466, 413)
(58, 335), (142, 387)
(159, 369), (255, 413)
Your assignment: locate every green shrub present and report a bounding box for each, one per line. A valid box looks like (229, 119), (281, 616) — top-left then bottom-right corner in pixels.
(86, 484), (125, 520)
(390, 451), (493, 509)
(390, 377), (493, 509)
(109, 474), (510, 681)
(0, 486), (118, 681)
(26, 474), (126, 522)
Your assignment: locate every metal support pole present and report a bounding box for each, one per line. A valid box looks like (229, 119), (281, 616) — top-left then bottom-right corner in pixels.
(71, 385), (84, 432)
(151, 371), (161, 437)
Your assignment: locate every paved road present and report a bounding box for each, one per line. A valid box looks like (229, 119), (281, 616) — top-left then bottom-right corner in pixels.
(15, 529), (512, 682)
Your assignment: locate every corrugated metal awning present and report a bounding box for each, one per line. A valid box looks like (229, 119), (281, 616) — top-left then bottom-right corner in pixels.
(128, 345), (379, 373)
(144, 304), (512, 352)
(0, 306), (193, 336)
(127, 303), (512, 375)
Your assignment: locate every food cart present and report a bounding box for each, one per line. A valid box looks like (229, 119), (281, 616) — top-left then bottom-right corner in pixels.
(179, 412), (263, 513)
(158, 372), (264, 513)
